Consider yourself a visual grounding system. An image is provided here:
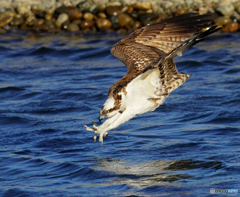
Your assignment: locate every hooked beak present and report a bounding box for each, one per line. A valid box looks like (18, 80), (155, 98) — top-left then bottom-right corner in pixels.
(99, 115), (105, 123)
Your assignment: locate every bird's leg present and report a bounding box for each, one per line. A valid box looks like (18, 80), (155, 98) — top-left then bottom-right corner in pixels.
(85, 111), (133, 144)
(99, 132), (104, 145)
(84, 125), (98, 142)
(97, 128), (109, 145)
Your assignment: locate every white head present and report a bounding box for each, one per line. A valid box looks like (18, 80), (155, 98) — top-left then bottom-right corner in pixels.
(99, 96), (120, 122)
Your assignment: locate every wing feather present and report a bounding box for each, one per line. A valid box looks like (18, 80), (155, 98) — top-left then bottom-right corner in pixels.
(111, 12), (215, 76)
(108, 13), (220, 97)
(111, 42), (165, 74)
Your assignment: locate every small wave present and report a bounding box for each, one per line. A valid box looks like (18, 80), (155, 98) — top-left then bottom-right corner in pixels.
(225, 67), (240, 74)
(221, 97), (240, 107)
(17, 100), (86, 114)
(176, 111), (213, 123)
(71, 47), (111, 60)
(16, 92), (42, 100)
(0, 86), (25, 93)
(2, 188), (32, 197)
(35, 137), (81, 149)
(199, 127), (240, 137)
(0, 46), (13, 55)
(164, 159), (225, 171)
(28, 46), (55, 56)
(204, 111), (240, 124)
(47, 161), (106, 181)
(0, 33), (239, 196)
(182, 48), (210, 59)
(48, 162), (79, 174)
(0, 115), (29, 125)
(176, 60), (204, 70)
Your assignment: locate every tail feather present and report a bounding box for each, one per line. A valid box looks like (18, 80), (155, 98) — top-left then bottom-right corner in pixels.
(165, 72), (191, 94)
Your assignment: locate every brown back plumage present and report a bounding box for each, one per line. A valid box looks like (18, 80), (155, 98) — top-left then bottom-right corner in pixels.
(109, 13), (220, 96)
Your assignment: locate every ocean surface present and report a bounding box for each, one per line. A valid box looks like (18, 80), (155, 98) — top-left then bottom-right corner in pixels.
(0, 31), (239, 197)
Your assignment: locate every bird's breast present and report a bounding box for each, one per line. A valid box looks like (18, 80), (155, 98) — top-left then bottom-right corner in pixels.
(122, 68), (166, 115)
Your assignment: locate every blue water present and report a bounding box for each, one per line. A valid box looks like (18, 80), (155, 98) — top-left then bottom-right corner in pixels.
(0, 32), (239, 197)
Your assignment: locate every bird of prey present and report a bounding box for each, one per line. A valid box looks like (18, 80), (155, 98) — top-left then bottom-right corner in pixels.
(84, 12), (221, 144)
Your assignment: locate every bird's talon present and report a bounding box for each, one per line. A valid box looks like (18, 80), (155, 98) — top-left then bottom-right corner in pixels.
(84, 123), (107, 144)
(84, 125), (95, 132)
(99, 133), (104, 144)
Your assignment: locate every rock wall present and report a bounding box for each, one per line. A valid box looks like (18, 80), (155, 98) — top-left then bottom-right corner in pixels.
(0, 0), (239, 34)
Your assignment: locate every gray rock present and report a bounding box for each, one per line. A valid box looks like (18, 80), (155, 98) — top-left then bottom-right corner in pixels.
(44, 18), (56, 30)
(25, 13), (36, 26)
(215, 16), (231, 26)
(83, 12), (94, 20)
(117, 13), (132, 27)
(231, 11), (240, 22)
(80, 20), (94, 29)
(56, 13), (69, 27)
(215, 4), (235, 16)
(133, 2), (152, 10)
(236, 6), (240, 15)
(0, 0), (11, 9)
(96, 18), (111, 29)
(0, 28), (7, 34)
(0, 10), (15, 28)
(16, 2), (31, 15)
(106, 6), (128, 16)
(67, 23), (79, 32)
(11, 14), (25, 26)
(108, 15), (120, 29)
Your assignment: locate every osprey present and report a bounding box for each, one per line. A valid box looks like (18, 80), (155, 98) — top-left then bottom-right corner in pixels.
(84, 13), (221, 144)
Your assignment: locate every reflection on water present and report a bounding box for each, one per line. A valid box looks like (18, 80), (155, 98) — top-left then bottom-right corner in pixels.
(93, 157), (226, 196)
(0, 32), (240, 196)
(95, 158), (184, 185)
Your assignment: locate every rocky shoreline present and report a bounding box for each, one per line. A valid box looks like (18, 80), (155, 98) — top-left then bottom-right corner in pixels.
(0, 0), (240, 34)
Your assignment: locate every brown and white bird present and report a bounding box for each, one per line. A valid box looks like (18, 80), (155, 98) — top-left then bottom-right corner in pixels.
(84, 13), (221, 144)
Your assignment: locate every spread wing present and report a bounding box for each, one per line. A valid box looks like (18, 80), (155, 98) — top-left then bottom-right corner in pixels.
(138, 25), (221, 96)
(110, 12), (215, 78)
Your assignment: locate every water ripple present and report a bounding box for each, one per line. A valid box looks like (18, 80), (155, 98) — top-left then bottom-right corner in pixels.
(0, 33), (239, 196)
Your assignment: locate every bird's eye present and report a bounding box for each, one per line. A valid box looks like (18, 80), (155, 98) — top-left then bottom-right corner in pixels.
(103, 110), (109, 114)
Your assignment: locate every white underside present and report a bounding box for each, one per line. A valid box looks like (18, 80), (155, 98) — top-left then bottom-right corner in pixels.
(85, 68), (167, 143)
